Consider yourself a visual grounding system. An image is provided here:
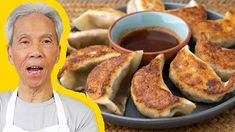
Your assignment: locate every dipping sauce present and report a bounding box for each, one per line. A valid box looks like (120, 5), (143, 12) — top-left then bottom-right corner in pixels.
(120, 26), (180, 52)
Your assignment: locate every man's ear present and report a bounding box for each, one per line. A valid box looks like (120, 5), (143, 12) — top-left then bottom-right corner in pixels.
(55, 45), (61, 63)
(7, 45), (14, 65)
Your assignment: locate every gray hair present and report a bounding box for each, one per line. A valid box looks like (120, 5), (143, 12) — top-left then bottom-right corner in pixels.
(5, 2), (63, 45)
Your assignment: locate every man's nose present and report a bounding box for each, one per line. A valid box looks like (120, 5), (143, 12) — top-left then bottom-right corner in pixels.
(29, 43), (44, 58)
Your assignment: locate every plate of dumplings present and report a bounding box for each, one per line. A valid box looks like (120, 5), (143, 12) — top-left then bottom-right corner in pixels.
(58, 0), (235, 129)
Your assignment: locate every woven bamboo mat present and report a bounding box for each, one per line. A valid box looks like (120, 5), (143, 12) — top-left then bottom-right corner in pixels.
(57, 0), (235, 131)
(59, 0), (235, 22)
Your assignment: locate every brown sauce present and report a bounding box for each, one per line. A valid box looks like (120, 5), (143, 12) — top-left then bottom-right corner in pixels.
(120, 27), (180, 52)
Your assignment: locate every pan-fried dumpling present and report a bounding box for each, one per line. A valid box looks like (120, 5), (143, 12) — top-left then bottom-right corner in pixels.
(73, 8), (126, 31)
(127, 0), (165, 14)
(167, 0), (207, 23)
(169, 45), (235, 103)
(167, 0), (207, 39)
(193, 11), (235, 47)
(131, 54), (196, 118)
(58, 45), (120, 91)
(68, 29), (109, 51)
(66, 40), (76, 55)
(195, 34), (235, 81)
(86, 51), (143, 115)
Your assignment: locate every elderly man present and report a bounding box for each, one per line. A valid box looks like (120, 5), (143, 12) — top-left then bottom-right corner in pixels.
(0, 2), (98, 132)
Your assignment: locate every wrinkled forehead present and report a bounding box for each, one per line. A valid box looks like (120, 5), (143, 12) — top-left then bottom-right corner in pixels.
(13, 13), (57, 39)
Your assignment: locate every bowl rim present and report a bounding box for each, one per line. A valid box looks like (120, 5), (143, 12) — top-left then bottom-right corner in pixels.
(108, 10), (192, 55)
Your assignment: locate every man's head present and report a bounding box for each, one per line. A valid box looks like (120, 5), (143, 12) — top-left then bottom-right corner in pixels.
(6, 2), (63, 89)
(5, 2), (63, 45)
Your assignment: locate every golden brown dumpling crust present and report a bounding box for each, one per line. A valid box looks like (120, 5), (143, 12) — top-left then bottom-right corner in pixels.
(132, 54), (196, 117)
(59, 45), (119, 77)
(166, 1), (207, 39)
(140, 0), (164, 11)
(132, 57), (179, 110)
(167, 5), (207, 23)
(171, 47), (227, 95)
(86, 55), (130, 100)
(127, 0), (165, 14)
(195, 34), (235, 72)
(171, 47), (226, 94)
(192, 11), (235, 47)
(170, 46), (235, 103)
(85, 51), (143, 115)
(194, 19), (235, 47)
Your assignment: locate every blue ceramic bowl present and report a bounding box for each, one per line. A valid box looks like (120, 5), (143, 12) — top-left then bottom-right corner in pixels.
(109, 11), (191, 65)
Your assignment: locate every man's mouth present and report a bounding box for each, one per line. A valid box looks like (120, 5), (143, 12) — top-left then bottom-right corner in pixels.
(26, 66), (44, 75)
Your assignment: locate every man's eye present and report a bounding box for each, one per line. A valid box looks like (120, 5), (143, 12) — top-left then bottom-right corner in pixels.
(42, 39), (52, 44)
(20, 41), (30, 45)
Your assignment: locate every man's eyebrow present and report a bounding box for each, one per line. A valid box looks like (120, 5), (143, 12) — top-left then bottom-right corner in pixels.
(16, 33), (29, 37)
(14, 33), (30, 40)
(15, 32), (55, 39)
(41, 32), (53, 37)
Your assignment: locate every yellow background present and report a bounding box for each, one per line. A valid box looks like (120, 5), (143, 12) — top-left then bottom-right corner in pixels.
(0, 0), (104, 131)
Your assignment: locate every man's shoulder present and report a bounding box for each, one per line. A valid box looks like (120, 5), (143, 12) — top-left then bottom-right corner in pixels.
(58, 93), (92, 114)
(58, 93), (98, 131)
(0, 90), (13, 104)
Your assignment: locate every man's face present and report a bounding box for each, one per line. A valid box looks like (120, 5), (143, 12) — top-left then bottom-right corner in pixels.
(8, 13), (60, 89)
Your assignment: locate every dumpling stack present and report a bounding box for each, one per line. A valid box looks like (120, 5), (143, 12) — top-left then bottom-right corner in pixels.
(59, 7), (127, 91)
(59, 45), (120, 91)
